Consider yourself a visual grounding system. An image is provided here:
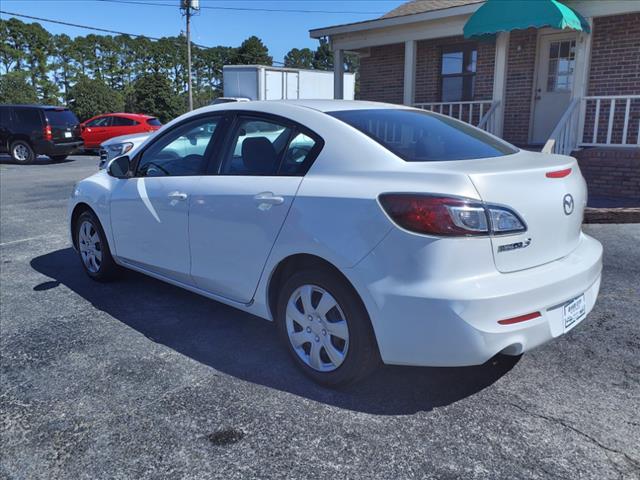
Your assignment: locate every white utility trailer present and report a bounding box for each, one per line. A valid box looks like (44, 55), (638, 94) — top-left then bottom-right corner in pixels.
(223, 65), (355, 101)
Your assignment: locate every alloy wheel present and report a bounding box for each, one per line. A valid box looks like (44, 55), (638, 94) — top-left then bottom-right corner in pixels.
(13, 144), (30, 162)
(285, 284), (350, 372)
(78, 220), (102, 273)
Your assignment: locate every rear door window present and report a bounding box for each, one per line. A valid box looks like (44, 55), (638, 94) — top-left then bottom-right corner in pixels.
(328, 109), (517, 161)
(280, 132), (319, 175)
(146, 118), (162, 126)
(220, 118), (292, 176)
(112, 116), (138, 126)
(13, 108), (42, 128)
(45, 109), (79, 127)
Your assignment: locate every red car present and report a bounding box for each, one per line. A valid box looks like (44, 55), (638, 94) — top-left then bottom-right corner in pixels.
(80, 113), (162, 149)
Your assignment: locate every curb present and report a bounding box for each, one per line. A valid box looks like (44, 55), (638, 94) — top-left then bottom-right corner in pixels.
(584, 207), (640, 224)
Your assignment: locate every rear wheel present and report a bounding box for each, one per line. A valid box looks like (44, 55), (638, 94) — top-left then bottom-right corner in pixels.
(50, 155), (67, 162)
(10, 140), (35, 164)
(75, 211), (119, 281)
(276, 268), (379, 387)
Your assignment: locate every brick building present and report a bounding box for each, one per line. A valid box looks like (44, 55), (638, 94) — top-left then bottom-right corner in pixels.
(311, 0), (640, 200)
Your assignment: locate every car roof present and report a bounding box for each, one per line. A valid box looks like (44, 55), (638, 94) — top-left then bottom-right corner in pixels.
(2, 104), (70, 110)
(188, 99), (411, 117)
(155, 100), (417, 141)
(99, 112), (155, 119)
(274, 100), (409, 112)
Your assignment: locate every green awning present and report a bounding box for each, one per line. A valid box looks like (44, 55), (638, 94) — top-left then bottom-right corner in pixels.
(463, 0), (591, 39)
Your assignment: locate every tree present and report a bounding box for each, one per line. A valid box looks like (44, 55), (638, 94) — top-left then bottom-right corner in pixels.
(312, 38), (333, 71)
(284, 48), (314, 69)
(128, 73), (182, 123)
(233, 36), (272, 66)
(0, 71), (38, 104)
(195, 45), (235, 93)
(67, 76), (124, 121)
(51, 34), (75, 102)
(0, 17), (290, 107)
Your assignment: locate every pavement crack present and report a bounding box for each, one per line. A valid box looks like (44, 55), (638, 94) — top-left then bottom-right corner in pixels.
(504, 400), (640, 471)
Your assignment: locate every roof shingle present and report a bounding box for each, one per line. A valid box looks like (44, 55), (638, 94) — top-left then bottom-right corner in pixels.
(381, 0), (484, 19)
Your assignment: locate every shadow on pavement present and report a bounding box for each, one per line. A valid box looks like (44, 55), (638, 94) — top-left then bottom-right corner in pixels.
(0, 155), (75, 165)
(31, 248), (520, 415)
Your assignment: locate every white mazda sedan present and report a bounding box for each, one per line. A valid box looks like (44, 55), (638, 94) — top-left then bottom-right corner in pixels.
(68, 100), (603, 387)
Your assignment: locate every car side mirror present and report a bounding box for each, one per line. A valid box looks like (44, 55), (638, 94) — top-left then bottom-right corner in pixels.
(107, 155), (131, 178)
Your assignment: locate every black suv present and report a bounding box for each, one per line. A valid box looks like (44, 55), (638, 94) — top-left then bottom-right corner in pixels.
(0, 105), (83, 163)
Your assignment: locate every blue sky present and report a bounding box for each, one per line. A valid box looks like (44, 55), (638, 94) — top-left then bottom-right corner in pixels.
(0, 0), (405, 64)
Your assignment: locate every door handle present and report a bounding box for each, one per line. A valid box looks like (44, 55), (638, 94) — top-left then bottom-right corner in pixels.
(168, 191), (188, 200)
(254, 192), (284, 205)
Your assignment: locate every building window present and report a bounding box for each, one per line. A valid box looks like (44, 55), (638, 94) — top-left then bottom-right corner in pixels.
(441, 44), (477, 102)
(546, 40), (576, 92)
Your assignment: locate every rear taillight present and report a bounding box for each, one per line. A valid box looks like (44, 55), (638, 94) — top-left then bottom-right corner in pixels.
(546, 168), (572, 178)
(43, 124), (53, 141)
(498, 311), (541, 325)
(379, 194), (526, 237)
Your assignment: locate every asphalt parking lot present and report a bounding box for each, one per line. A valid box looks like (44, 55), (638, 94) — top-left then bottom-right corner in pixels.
(1, 155), (639, 480)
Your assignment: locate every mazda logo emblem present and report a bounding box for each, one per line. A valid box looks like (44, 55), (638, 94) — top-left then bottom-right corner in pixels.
(563, 194), (574, 215)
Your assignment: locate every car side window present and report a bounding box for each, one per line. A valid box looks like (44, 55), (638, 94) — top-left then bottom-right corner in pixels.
(136, 116), (220, 177)
(112, 117), (137, 126)
(0, 107), (10, 126)
(220, 118), (292, 176)
(280, 132), (318, 175)
(13, 108), (42, 128)
(87, 117), (111, 127)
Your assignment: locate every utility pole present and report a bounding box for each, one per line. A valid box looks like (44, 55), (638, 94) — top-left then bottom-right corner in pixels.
(181, 0), (199, 111)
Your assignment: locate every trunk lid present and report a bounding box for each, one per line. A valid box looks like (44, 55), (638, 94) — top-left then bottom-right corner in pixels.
(465, 150), (586, 272)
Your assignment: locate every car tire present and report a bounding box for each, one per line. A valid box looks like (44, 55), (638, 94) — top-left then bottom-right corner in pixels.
(75, 211), (119, 282)
(50, 155), (67, 162)
(10, 140), (35, 164)
(275, 267), (380, 387)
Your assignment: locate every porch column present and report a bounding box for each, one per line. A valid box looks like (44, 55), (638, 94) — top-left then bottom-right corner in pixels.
(333, 48), (344, 99)
(492, 31), (509, 138)
(574, 18), (593, 146)
(403, 40), (417, 106)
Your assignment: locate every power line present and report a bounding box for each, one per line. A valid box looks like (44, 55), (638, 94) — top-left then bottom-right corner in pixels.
(0, 10), (285, 64)
(94, 0), (385, 15)
(0, 10), (165, 41)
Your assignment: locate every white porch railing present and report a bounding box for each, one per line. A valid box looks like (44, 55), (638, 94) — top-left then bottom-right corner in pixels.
(542, 98), (581, 155)
(413, 100), (499, 134)
(578, 95), (640, 147)
(476, 101), (501, 135)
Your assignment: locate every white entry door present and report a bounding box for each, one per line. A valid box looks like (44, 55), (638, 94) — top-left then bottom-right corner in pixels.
(531, 33), (578, 144)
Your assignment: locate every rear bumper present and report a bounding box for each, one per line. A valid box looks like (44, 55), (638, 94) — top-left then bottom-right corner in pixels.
(350, 231), (603, 367)
(35, 140), (84, 156)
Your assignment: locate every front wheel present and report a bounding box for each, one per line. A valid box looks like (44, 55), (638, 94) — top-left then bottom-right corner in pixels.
(75, 211), (119, 281)
(10, 140), (35, 164)
(276, 268), (380, 387)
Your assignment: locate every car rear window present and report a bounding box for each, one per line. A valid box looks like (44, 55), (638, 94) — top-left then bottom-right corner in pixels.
(45, 109), (79, 127)
(327, 108), (517, 161)
(146, 118), (162, 126)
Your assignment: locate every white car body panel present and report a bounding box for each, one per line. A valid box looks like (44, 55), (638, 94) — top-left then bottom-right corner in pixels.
(189, 175), (302, 302)
(110, 176), (193, 284)
(69, 100), (603, 368)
